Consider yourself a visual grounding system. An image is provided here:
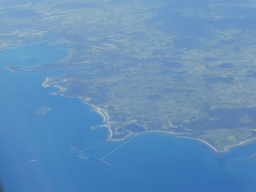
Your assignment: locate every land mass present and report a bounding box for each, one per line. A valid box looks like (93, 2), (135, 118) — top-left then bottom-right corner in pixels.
(41, 70), (256, 152)
(2, 0), (256, 152)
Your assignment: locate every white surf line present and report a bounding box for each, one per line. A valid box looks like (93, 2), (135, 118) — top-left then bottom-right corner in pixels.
(100, 134), (138, 161)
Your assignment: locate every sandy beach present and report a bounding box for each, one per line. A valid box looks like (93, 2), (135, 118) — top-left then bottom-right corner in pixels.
(90, 124), (114, 141)
(86, 103), (107, 122)
(175, 136), (219, 152)
(86, 103), (115, 141)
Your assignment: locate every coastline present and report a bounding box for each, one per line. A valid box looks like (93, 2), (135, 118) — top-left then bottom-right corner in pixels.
(175, 136), (219, 152)
(223, 137), (256, 152)
(87, 103), (137, 142)
(77, 99), (256, 152)
(120, 130), (220, 152)
(90, 104), (107, 122)
(42, 76), (256, 153)
(164, 134), (256, 153)
(86, 103), (114, 141)
(41, 78), (115, 141)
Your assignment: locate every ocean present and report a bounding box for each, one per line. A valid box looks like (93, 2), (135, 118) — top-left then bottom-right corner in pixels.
(0, 40), (256, 192)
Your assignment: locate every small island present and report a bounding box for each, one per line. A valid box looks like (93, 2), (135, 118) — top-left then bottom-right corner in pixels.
(34, 107), (51, 115)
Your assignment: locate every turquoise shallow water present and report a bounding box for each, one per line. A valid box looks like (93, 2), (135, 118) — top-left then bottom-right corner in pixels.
(0, 40), (256, 192)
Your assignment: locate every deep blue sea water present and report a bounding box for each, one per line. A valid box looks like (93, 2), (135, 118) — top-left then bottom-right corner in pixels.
(0, 40), (256, 192)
